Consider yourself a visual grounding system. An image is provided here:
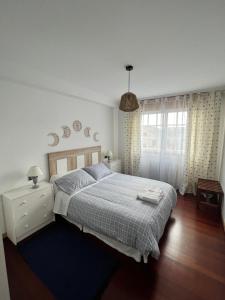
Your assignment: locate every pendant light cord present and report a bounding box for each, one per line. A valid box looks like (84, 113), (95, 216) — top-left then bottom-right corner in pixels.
(128, 70), (130, 92)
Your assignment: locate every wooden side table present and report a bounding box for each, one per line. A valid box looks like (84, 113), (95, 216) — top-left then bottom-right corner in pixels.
(196, 178), (223, 215)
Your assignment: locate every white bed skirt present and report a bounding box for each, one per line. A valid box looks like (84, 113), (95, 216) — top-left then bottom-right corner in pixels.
(63, 216), (149, 263)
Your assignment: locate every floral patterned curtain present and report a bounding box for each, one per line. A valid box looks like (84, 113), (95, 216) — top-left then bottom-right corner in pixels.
(181, 91), (224, 194)
(122, 109), (141, 175)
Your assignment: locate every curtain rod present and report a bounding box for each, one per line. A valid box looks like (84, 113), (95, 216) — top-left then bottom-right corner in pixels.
(140, 87), (225, 102)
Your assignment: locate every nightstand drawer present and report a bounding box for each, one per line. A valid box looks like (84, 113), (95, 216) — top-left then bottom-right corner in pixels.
(16, 208), (54, 239)
(13, 188), (53, 223)
(12, 187), (52, 207)
(111, 165), (121, 172)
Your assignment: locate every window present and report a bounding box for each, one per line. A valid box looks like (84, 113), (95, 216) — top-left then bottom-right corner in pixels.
(141, 113), (162, 152)
(141, 110), (187, 154)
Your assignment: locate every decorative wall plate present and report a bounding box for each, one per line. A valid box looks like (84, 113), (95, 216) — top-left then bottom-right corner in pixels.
(47, 133), (59, 146)
(62, 126), (71, 138)
(73, 120), (82, 132)
(93, 132), (99, 142)
(84, 127), (91, 137)
(47, 121), (99, 146)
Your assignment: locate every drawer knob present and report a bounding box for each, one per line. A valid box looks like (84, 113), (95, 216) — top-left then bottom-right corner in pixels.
(22, 212), (28, 217)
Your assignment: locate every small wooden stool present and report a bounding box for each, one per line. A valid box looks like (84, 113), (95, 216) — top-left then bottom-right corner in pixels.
(196, 178), (223, 216)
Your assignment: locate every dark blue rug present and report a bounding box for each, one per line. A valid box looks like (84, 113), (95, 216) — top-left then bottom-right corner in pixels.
(17, 221), (118, 300)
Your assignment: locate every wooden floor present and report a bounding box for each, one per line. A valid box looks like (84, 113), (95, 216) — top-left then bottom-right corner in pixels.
(4, 195), (225, 300)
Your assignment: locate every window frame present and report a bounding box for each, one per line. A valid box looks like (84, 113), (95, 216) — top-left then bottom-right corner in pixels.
(141, 109), (187, 155)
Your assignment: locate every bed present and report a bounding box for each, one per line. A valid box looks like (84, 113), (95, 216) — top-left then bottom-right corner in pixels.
(48, 146), (177, 263)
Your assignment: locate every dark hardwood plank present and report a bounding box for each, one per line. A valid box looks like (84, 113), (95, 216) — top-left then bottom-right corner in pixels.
(4, 195), (225, 300)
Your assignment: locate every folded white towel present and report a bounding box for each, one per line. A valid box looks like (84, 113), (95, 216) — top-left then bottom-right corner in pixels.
(137, 188), (164, 205)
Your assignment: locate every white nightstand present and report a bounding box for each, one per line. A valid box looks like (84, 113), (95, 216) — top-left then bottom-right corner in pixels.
(3, 182), (55, 245)
(105, 159), (121, 173)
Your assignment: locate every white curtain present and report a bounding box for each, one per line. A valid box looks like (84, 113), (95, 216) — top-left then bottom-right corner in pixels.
(139, 96), (188, 191)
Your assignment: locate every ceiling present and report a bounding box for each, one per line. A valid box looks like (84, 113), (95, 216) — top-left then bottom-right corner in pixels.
(0, 0), (225, 107)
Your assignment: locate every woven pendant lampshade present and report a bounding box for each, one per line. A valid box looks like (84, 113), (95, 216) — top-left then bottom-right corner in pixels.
(119, 65), (139, 112)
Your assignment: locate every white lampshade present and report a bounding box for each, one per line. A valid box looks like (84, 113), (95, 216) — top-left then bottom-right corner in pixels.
(27, 166), (43, 177)
(107, 150), (113, 158)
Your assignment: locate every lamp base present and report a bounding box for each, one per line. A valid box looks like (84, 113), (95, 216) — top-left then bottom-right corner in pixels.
(32, 177), (39, 189)
(32, 184), (39, 189)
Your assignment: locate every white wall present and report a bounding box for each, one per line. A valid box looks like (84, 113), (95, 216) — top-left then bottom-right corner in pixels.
(0, 80), (114, 232)
(113, 108), (119, 159)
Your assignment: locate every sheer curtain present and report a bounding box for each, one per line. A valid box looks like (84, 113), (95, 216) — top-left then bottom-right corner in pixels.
(139, 96), (188, 191)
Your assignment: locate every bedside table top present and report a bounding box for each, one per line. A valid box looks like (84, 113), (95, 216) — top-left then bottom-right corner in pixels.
(105, 159), (121, 164)
(197, 178), (223, 195)
(3, 181), (52, 200)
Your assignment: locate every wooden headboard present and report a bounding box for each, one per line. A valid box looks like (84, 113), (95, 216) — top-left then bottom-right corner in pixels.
(48, 146), (101, 177)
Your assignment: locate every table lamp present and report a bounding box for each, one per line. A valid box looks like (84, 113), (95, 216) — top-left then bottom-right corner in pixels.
(27, 166), (43, 188)
(107, 150), (113, 162)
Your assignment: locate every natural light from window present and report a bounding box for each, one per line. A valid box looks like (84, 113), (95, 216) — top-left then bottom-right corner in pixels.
(141, 111), (187, 154)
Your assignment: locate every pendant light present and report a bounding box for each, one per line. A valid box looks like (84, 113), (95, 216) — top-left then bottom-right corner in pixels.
(119, 65), (139, 112)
